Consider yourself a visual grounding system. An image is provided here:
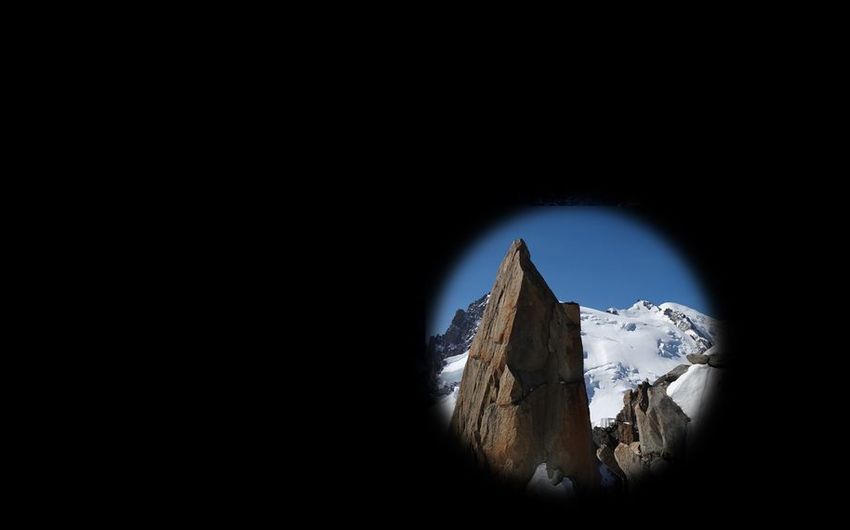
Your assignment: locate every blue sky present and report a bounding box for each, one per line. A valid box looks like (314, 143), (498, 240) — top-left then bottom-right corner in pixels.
(429, 207), (712, 337)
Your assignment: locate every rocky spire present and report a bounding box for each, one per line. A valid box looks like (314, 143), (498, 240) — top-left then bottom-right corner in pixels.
(450, 239), (600, 493)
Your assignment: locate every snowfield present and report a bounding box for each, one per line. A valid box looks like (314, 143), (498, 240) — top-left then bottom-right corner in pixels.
(436, 300), (719, 425)
(666, 362), (719, 429)
(435, 353), (466, 425)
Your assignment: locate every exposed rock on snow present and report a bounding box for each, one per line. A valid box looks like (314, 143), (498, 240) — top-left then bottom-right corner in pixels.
(653, 364), (690, 387)
(591, 359), (701, 489)
(427, 293), (489, 397)
(686, 353), (709, 364)
(705, 348), (729, 368)
(577, 301), (718, 422)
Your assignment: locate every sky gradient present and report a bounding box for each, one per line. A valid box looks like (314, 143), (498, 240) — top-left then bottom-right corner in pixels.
(429, 207), (712, 337)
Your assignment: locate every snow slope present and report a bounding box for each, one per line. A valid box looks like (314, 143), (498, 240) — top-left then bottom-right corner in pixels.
(435, 352), (466, 425)
(658, 302), (721, 344)
(580, 300), (714, 422)
(435, 300), (719, 425)
(666, 362), (719, 429)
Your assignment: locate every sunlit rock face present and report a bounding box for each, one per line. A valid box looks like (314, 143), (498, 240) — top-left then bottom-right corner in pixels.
(450, 239), (600, 494)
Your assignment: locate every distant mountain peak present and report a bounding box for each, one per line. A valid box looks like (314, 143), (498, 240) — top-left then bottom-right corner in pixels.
(427, 292), (490, 396)
(629, 299), (658, 311)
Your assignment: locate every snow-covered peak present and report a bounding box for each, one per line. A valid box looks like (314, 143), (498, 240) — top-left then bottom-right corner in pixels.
(658, 302), (720, 343)
(579, 303), (715, 422)
(627, 299), (659, 312)
(658, 301), (705, 317)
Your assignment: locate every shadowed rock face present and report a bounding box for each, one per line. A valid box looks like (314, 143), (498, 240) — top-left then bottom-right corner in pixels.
(614, 442), (647, 485)
(636, 385), (689, 459)
(601, 363), (693, 489)
(450, 239), (600, 493)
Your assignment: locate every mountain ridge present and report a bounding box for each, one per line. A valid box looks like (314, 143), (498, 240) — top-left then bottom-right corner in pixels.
(432, 296), (720, 425)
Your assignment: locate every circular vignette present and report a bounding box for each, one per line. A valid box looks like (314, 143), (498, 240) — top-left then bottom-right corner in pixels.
(424, 206), (725, 502)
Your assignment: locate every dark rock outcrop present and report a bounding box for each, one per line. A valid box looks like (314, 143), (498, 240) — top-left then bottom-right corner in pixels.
(596, 445), (626, 481)
(450, 239), (600, 493)
(686, 353), (709, 364)
(592, 426), (616, 449)
(598, 362), (693, 488)
(653, 364), (690, 387)
(613, 442), (647, 485)
(635, 384), (689, 459)
(427, 293), (489, 361)
(426, 293), (489, 398)
(662, 308), (713, 352)
(614, 388), (640, 445)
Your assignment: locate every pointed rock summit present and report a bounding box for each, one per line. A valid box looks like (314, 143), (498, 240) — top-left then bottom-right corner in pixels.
(450, 239), (600, 493)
